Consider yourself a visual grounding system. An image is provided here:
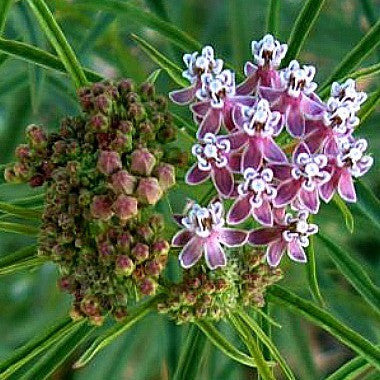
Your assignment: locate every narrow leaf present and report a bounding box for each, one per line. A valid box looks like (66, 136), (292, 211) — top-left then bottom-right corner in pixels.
(317, 233), (380, 317)
(172, 113), (198, 136)
(0, 244), (37, 268)
(146, 68), (162, 84)
(0, 0), (13, 34)
(131, 34), (187, 87)
(0, 221), (39, 236)
(0, 201), (42, 219)
(354, 179), (380, 230)
(326, 354), (372, 380)
(266, 0), (280, 36)
(358, 87), (380, 125)
(332, 195), (354, 233)
(0, 254), (47, 276)
(195, 320), (257, 368)
(283, 0), (327, 66)
(144, 0), (170, 22)
(26, 0), (88, 88)
(268, 285), (380, 370)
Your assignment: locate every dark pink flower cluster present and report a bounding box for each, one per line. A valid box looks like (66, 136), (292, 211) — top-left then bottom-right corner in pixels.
(170, 35), (373, 269)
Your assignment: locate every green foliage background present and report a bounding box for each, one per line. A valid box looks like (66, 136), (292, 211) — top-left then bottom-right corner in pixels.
(0, 0), (379, 379)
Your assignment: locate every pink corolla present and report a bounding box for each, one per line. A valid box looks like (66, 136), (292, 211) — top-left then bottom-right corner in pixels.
(237, 34), (287, 95)
(260, 60), (325, 137)
(227, 98), (287, 170)
(172, 200), (247, 270)
(320, 137), (373, 203)
(192, 70), (255, 138)
(249, 210), (318, 267)
(169, 46), (223, 105)
(186, 133), (239, 197)
(227, 167), (277, 226)
(272, 143), (331, 213)
(330, 79), (367, 112)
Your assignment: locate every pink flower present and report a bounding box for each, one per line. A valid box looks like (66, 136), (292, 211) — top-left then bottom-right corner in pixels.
(320, 137), (373, 203)
(227, 98), (287, 170)
(237, 35), (287, 95)
(172, 200), (247, 270)
(260, 60), (325, 137)
(186, 133), (237, 197)
(169, 46), (223, 105)
(273, 143), (331, 213)
(227, 167), (277, 226)
(249, 210), (318, 267)
(330, 79), (367, 112)
(192, 70), (255, 138)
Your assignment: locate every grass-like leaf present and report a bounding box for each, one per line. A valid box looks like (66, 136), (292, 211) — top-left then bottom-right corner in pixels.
(317, 233), (380, 317)
(320, 19), (380, 92)
(268, 285), (380, 370)
(282, 0), (327, 66)
(266, 0), (280, 36)
(0, 244), (37, 267)
(195, 320), (258, 368)
(26, 0), (88, 88)
(0, 38), (102, 82)
(144, 0), (170, 22)
(0, 201), (42, 219)
(238, 311), (295, 380)
(332, 195), (354, 233)
(0, 254), (47, 276)
(74, 296), (160, 368)
(131, 34), (187, 87)
(326, 354), (372, 380)
(146, 68), (162, 84)
(358, 88), (380, 125)
(0, 0), (13, 34)
(0, 221), (39, 236)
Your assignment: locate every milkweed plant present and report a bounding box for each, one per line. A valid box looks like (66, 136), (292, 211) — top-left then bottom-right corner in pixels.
(0, 0), (379, 379)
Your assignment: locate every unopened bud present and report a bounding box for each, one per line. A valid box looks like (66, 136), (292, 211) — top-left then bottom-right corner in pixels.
(113, 195), (138, 221)
(91, 195), (113, 220)
(156, 163), (176, 191)
(97, 150), (122, 175)
(130, 148), (156, 176)
(136, 177), (162, 205)
(132, 243), (150, 263)
(115, 255), (135, 276)
(111, 170), (136, 194)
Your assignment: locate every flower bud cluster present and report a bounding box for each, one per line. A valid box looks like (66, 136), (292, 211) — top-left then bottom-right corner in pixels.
(5, 79), (185, 324)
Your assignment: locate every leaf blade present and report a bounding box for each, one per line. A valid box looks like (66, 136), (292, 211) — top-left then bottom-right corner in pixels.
(266, 0), (280, 36)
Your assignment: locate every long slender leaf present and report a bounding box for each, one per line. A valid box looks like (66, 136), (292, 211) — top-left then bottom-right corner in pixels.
(282, 0), (327, 66)
(354, 179), (380, 230)
(144, 0), (170, 22)
(195, 320), (257, 368)
(0, 0), (13, 34)
(317, 233), (380, 317)
(0, 254), (47, 276)
(326, 354), (372, 380)
(0, 201), (42, 219)
(0, 38), (102, 82)
(320, 20), (380, 92)
(266, 0), (280, 36)
(0, 221), (39, 236)
(268, 286), (380, 370)
(0, 244), (37, 267)
(26, 0), (88, 88)
(74, 296), (160, 368)
(358, 88), (380, 125)
(333, 195), (354, 233)
(238, 311), (295, 380)
(146, 68), (162, 84)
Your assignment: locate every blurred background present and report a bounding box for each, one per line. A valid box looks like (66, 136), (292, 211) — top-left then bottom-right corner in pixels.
(0, 0), (379, 379)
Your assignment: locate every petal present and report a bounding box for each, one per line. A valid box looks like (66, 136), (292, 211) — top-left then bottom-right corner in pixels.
(253, 199), (273, 226)
(338, 170), (356, 202)
(286, 106), (305, 137)
(212, 166), (234, 197)
(228, 152), (243, 173)
(227, 196), (253, 225)
(196, 109), (222, 139)
(219, 228), (248, 247)
(236, 73), (259, 96)
(259, 86), (283, 103)
(173, 214), (185, 226)
(249, 227), (282, 245)
(266, 240), (286, 267)
(169, 85), (197, 105)
(179, 237), (204, 269)
(244, 61), (257, 76)
(223, 103), (236, 132)
(299, 188), (320, 214)
(268, 163), (292, 181)
(172, 229), (194, 247)
(301, 94), (325, 119)
(191, 100), (211, 116)
(292, 142), (310, 163)
(204, 239), (227, 270)
(274, 179), (302, 207)
(319, 179), (336, 203)
(263, 138), (288, 164)
(227, 131), (249, 150)
(243, 142), (263, 170)
(185, 164), (211, 185)
(287, 240), (307, 263)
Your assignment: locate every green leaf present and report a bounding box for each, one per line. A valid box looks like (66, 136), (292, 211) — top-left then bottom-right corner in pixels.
(354, 179), (380, 230)
(0, 254), (47, 276)
(0, 221), (39, 236)
(238, 311), (295, 380)
(12, 193), (45, 207)
(282, 0), (327, 66)
(26, 0), (88, 88)
(326, 354), (372, 380)
(0, 244), (37, 267)
(320, 20), (380, 92)
(146, 68), (162, 84)
(332, 195), (354, 233)
(144, 0), (170, 22)
(131, 34), (187, 87)
(317, 233), (380, 317)
(0, 201), (42, 219)
(268, 286), (380, 370)
(195, 320), (257, 368)
(228, 0), (245, 66)
(0, 0), (13, 34)
(266, 0), (280, 36)
(358, 88), (380, 125)
(173, 324), (207, 380)
(74, 296), (159, 368)
(0, 38), (102, 82)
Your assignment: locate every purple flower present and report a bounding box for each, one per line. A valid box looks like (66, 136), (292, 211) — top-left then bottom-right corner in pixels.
(320, 137), (373, 203)
(169, 46), (223, 105)
(273, 143), (331, 213)
(192, 70), (255, 138)
(249, 210), (318, 267)
(185, 133), (235, 197)
(172, 200), (247, 270)
(237, 35), (287, 95)
(330, 79), (367, 112)
(227, 98), (287, 170)
(227, 167), (277, 226)
(260, 60), (325, 137)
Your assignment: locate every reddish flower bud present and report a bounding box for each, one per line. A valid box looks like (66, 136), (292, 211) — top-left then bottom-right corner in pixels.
(97, 151), (122, 175)
(26, 124), (47, 149)
(94, 94), (112, 114)
(152, 239), (170, 256)
(130, 148), (156, 176)
(98, 241), (114, 258)
(117, 232), (133, 252)
(156, 163), (176, 191)
(137, 225), (154, 241)
(131, 243), (150, 263)
(111, 170), (136, 194)
(113, 306), (128, 321)
(112, 195), (138, 221)
(110, 132), (131, 152)
(139, 277), (157, 295)
(149, 214), (164, 231)
(118, 79), (135, 94)
(15, 144), (31, 161)
(136, 177), (162, 205)
(91, 195), (113, 220)
(140, 82), (155, 100)
(89, 113), (108, 132)
(115, 255), (135, 276)
(145, 259), (162, 276)
(81, 296), (100, 317)
(118, 120), (133, 134)
(127, 103), (145, 121)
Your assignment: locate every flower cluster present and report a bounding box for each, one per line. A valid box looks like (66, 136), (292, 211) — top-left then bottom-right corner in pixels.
(5, 79), (187, 325)
(170, 34), (373, 270)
